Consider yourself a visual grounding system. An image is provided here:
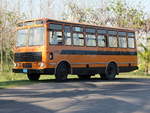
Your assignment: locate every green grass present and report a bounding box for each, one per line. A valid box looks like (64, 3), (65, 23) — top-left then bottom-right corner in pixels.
(0, 72), (55, 89)
(0, 71), (150, 89)
(118, 71), (150, 78)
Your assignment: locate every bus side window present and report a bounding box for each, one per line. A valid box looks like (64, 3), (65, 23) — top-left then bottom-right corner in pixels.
(64, 26), (72, 45)
(119, 37), (127, 48)
(97, 35), (106, 47)
(108, 30), (118, 48)
(86, 34), (96, 46)
(128, 38), (135, 48)
(118, 32), (127, 48)
(73, 33), (84, 46)
(49, 31), (63, 45)
(128, 32), (135, 48)
(64, 32), (71, 45)
(108, 36), (118, 47)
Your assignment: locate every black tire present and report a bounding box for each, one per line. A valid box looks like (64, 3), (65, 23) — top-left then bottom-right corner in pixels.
(55, 63), (69, 82)
(100, 63), (117, 80)
(27, 73), (40, 81)
(78, 75), (91, 80)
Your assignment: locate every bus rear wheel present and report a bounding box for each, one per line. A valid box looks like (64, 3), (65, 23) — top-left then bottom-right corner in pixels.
(27, 73), (40, 81)
(55, 63), (69, 82)
(78, 75), (91, 80)
(100, 63), (117, 80)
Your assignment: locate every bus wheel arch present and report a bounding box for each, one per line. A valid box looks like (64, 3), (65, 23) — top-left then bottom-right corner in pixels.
(55, 61), (71, 82)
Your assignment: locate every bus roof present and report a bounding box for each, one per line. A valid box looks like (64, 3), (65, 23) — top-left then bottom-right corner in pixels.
(18, 18), (135, 32)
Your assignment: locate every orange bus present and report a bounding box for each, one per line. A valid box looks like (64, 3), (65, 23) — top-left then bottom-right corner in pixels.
(13, 18), (138, 81)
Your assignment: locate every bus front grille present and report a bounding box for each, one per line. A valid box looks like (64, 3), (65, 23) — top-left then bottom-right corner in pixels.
(14, 52), (42, 62)
(23, 63), (32, 68)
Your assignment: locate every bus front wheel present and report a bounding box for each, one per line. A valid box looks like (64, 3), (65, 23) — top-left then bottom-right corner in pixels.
(27, 73), (40, 81)
(100, 63), (117, 80)
(55, 63), (69, 82)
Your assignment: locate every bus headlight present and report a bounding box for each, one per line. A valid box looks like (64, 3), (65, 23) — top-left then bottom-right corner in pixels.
(39, 62), (45, 67)
(14, 63), (17, 67)
(14, 63), (22, 67)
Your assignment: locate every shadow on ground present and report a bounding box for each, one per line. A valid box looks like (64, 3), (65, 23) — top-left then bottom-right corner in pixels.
(0, 78), (150, 113)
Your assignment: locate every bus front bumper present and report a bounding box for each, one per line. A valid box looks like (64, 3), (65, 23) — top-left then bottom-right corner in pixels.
(12, 68), (55, 75)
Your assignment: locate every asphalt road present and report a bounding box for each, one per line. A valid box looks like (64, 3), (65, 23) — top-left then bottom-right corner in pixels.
(0, 78), (150, 113)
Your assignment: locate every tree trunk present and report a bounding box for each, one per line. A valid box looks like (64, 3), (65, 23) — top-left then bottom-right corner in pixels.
(0, 34), (3, 72)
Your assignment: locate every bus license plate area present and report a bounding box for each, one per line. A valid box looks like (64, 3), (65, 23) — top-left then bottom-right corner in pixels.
(23, 69), (28, 73)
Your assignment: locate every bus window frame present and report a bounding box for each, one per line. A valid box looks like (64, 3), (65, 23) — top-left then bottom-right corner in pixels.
(97, 29), (108, 48)
(47, 21), (136, 49)
(107, 30), (118, 48)
(16, 25), (45, 47)
(63, 24), (73, 46)
(72, 25), (85, 47)
(118, 31), (127, 49)
(48, 23), (64, 46)
(97, 34), (107, 48)
(85, 27), (97, 47)
(127, 32), (136, 49)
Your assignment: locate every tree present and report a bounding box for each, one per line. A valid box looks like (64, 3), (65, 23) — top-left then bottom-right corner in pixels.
(106, 0), (145, 29)
(62, 0), (145, 28)
(62, 1), (110, 25)
(0, 6), (23, 72)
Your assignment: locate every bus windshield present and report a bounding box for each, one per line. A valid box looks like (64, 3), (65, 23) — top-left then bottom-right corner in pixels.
(16, 27), (44, 47)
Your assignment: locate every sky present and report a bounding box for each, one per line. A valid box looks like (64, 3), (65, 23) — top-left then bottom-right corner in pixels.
(2, 0), (150, 19)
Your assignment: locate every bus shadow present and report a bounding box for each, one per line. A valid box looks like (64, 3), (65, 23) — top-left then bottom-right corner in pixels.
(1, 78), (150, 113)
(39, 77), (150, 83)
(1, 77), (150, 89)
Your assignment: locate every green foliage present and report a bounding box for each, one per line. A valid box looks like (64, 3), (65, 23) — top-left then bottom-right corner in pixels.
(63, 0), (145, 29)
(0, 8), (24, 72)
(107, 0), (144, 29)
(138, 43), (150, 75)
